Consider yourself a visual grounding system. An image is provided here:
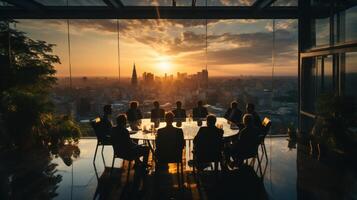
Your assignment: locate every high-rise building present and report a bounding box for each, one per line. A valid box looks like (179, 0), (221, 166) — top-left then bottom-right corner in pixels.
(131, 63), (138, 86)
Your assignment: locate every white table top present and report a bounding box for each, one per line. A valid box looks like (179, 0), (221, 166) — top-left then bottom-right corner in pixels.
(129, 117), (239, 141)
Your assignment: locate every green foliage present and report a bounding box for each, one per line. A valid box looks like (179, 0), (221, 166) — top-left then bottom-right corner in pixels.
(0, 20), (80, 148)
(38, 114), (81, 145)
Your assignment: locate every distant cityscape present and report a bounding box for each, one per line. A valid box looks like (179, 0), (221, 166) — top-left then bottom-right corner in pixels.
(52, 64), (298, 135)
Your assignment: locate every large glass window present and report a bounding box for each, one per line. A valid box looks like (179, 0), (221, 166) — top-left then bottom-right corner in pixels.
(345, 52), (357, 120)
(315, 17), (330, 46)
(345, 6), (357, 42)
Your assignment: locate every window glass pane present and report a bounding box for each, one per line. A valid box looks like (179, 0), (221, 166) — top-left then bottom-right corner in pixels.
(315, 17), (330, 46)
(324, 55), (333, 92)
(272, 19), (298, 134)
(345, 6), (357, 42)
(345, 52), (357, 123)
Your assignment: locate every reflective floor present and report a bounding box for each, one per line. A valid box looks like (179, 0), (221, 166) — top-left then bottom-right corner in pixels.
(1, 137), (356, 200)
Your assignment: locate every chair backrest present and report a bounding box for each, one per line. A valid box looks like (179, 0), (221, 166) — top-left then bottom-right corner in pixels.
(261, 117), (272, 137)
(90, 117), (109, 143)
(194, 128), (223, 163)
(155, 129), (184, 164)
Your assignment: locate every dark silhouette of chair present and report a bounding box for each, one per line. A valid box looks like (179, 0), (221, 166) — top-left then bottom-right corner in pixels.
(154, 149), (184, 189)
(110, 144), (135, 181)
(259, 117), (271, 162)
(191, 143), (223, 183)
(241, 142), (263, 177)
(91, 118), (112, 164)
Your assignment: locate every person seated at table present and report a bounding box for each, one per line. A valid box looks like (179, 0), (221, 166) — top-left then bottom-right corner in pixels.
(155, 112), (185, 168)
(111, 114), (149, 168)
(225, 114), (261, 167)
(193, 115), (223, 167)
(100, 104), (113, 136)
(245, 103), (262, 129)
(151, 101), (165, 121)
(172, 101), (187, 119)
(192, 100), (208, 119)
(126, 101), (143, 130)
(224, 101), (243, 126)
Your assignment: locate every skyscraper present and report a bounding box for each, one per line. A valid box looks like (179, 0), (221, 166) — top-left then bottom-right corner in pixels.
(131, 62), (138, 86)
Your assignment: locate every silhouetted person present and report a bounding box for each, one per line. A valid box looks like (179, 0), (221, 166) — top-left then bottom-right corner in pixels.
(226, 114), (261, 167)
(111, 114), (149, 166)
(100, 104), (113, 136)
(224, 101), (243, 126)
(126, 101), (143, 130)
(155, 112), (185, 166)
(172, 101), (187, 119)
(193, 115), (223, 163)
(193, 100), (208, 119)
(246, 103), (262, 129)
(151, 101), (165, 120)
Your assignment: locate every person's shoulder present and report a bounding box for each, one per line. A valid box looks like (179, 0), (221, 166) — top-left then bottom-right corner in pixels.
(217, 127), (224, 134)
(174, 126), (183, 131)
(157, 127), (165, 132)
(200, 126), (209, 131)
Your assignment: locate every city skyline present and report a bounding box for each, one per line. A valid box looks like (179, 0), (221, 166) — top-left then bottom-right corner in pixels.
(15, 19), (298, 77)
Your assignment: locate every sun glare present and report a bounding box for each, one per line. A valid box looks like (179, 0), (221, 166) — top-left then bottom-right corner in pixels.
(157, 56), (172, 73)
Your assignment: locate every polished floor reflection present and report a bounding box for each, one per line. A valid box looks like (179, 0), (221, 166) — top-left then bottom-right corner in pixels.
(1, 137), (356, 200)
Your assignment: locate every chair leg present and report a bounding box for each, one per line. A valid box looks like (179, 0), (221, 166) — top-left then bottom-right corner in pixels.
(262, 143), (268, 162)
(101, 145), (106, 166)
(176, 163), (181, 189)
(127, 161), (131, 183)
(181, 162), (184, 188)
(110, 155), (115, 176)
(93, 144), (99, 164)
(256, 154), (263, 178)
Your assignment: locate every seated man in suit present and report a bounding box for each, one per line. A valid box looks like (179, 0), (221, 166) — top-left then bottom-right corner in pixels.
(100, 104), (113, 137)
(172, 101), (187, 119)
(192, 100), (209, 119)
(111, 114), (149, 167)
(155, 112), (185, 168)
(193, 115), (224, 168)
(151, 101), (165, 120)
(224, 101), (243, 127)
(225, 114), (261, 167)
(126, 101), (143, 130)
(245, 103), (262, 129)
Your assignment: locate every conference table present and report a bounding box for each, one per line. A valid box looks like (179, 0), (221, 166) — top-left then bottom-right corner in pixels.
(129, 117), (239, 169)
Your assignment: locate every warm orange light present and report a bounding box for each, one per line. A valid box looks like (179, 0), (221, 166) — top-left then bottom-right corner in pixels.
(157, 56), (172, 74)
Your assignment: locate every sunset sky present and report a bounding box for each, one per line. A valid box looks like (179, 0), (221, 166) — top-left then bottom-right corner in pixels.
(15, 18), (298, 77)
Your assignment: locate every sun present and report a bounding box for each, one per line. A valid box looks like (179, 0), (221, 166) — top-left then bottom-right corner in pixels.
(157, 56), (172, 73)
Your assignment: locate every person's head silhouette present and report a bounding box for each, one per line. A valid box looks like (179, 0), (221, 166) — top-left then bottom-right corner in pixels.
(103, 104), (112, 115)
(197, 100), (203, 107)
(153, 101), (160, 109)
(206, 114), (217, 127)
(246, 103), (255, 114)
(243, 114), (253, 127)
(231, 101), (238, 109)
(176, 101), (182, 109)
(165, 112), (174, 126)
(130, 101), (138, 109)
(116, 114), (127, 128)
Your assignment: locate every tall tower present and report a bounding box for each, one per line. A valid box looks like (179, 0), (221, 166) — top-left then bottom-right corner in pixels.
(131, 62), (138, 86)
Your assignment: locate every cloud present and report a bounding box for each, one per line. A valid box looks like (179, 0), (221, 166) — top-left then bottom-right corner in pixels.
(17, 18), (298, 68)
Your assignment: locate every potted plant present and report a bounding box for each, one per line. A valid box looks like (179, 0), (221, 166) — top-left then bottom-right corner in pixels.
(311, 93), (355, 160)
